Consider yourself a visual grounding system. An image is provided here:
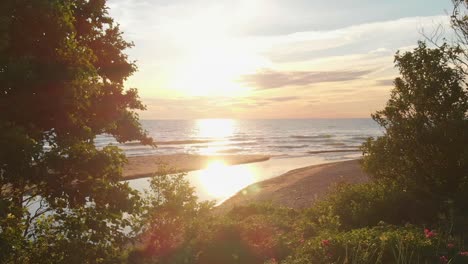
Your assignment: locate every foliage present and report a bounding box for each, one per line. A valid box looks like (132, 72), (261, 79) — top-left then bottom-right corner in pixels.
(0, 0), (152, 262)
(303, 181), (440, 232)
(283, 223), (468, 264)
(127, 170), (214, 264)
(193, 204), (299, 264)
(450, 0), (468, 75)
(0, 0), (467, 263)
(361, 41), (468, 214)
(128, 176), (300, 264)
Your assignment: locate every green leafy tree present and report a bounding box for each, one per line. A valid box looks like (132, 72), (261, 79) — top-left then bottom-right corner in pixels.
(128, 171), (213, 264)
(0, 0), (153, 262)
(361, 42), (468, 212)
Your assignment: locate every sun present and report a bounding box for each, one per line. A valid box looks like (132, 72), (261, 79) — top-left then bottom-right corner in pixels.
(169, 46), (264, 97)
(159, 4), (271, 98)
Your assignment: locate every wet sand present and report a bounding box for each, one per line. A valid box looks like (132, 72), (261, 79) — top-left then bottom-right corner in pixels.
(218, 159), (369, 211)
(123, 154), (270, 180)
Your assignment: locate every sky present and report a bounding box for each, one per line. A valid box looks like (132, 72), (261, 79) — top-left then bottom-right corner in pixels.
(107, 0), (454, 119)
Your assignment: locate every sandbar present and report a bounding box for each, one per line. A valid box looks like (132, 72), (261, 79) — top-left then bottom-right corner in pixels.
(123, 154), (270, 180)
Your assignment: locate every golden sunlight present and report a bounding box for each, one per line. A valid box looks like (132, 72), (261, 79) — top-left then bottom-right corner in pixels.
(168, 42), (267, 97)
(159, 4), (271, 98)
(169, 51), (259, 97)
(195, 118), (236, 139)
(195, 160), (257, 201)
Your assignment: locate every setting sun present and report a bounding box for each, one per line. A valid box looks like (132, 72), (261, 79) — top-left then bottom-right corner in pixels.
(158, 3), (269, 98)
(168, 47), (265, 97)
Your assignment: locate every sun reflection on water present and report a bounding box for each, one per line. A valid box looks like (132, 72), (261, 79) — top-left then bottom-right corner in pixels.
(196, 118), (236, 139)
(194, 160), (257, 202)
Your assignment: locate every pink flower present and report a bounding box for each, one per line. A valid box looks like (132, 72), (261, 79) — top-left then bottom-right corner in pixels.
(460, 251), (468, 256)
(440, 256), (448, 264)
(299, 238), (305, 243)
(321, 239), (330, 247)
(447, 243), (455, 249)
(424, 228), (436, 238)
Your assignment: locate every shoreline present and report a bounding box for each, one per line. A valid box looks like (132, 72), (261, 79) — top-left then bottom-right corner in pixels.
(217, 159), (369, 212)
(123, 154), (271, 180)
(123, 149), (363, 181)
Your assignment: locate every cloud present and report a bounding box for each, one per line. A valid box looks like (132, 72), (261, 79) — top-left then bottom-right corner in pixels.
(106, 1), (452, 119)
(376, 79), (395, 86)
(240, 69), (373, 90)
(261, 15), (450, 63)
(265, 96), (301, 102)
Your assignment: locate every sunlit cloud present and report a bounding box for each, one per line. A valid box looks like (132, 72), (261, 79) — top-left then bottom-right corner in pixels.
(107, 0), (453, 119)
(265, 96), (301, 102)
(375, 79), (395, 86)
(261, 16), (450, 63)
(240, 69), (373, 90)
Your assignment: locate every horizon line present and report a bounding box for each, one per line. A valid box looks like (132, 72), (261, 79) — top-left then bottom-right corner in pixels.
(140, 117), (374, 121)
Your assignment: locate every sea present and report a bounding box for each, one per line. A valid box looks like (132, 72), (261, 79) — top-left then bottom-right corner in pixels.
(96, 118), (382, 159)
(111, 118), (383, 203)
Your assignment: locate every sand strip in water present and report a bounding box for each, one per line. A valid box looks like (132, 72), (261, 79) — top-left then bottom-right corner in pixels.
(123, 154), (270, 180)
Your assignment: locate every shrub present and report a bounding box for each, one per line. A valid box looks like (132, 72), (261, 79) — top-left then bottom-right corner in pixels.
(304, 181), (440, 231)
(284, 224), (468, 264)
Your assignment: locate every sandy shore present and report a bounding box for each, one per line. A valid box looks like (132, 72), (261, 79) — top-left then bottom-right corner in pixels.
(217, 159), (369, 212)
(123, 154), (270, 180)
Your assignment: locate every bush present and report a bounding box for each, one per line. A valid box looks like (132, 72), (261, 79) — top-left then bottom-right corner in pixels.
(304, 181), (440, 231)
(194, 204), (299, 264)
(284, 224), (468, 264)
(129, 177), (299, 264)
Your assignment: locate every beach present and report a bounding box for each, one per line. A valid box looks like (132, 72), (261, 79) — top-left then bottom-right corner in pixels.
(218, 159), (368, 211)
(124, 154), (368, 210)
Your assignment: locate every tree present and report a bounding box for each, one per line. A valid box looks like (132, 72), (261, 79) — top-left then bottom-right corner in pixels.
(361, 42), (468, 212)
(424, 1), (468, 79)
(127, 171), (213, 264)
(0, 0), (153, 262)
(450, 0), (468, 74)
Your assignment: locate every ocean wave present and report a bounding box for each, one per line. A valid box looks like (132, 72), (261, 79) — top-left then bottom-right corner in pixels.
(121, 139), (223, 147)
(324, 142), (347, 147)
(342, 145), (362, 149)
(92, 120), (382, 158)
(350, 136), (370, 141)
(120, 146), (157, 153)
(293, 139), (332, 143)
(122, 141), (143, 146)
(230, 136), (257, 142)
(291, 134), (334, 139)
(217, 148), (242, 154)
(274, 144), (309, 149)
(231, 141), (258, 146)
(308, 149), (360, 154)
